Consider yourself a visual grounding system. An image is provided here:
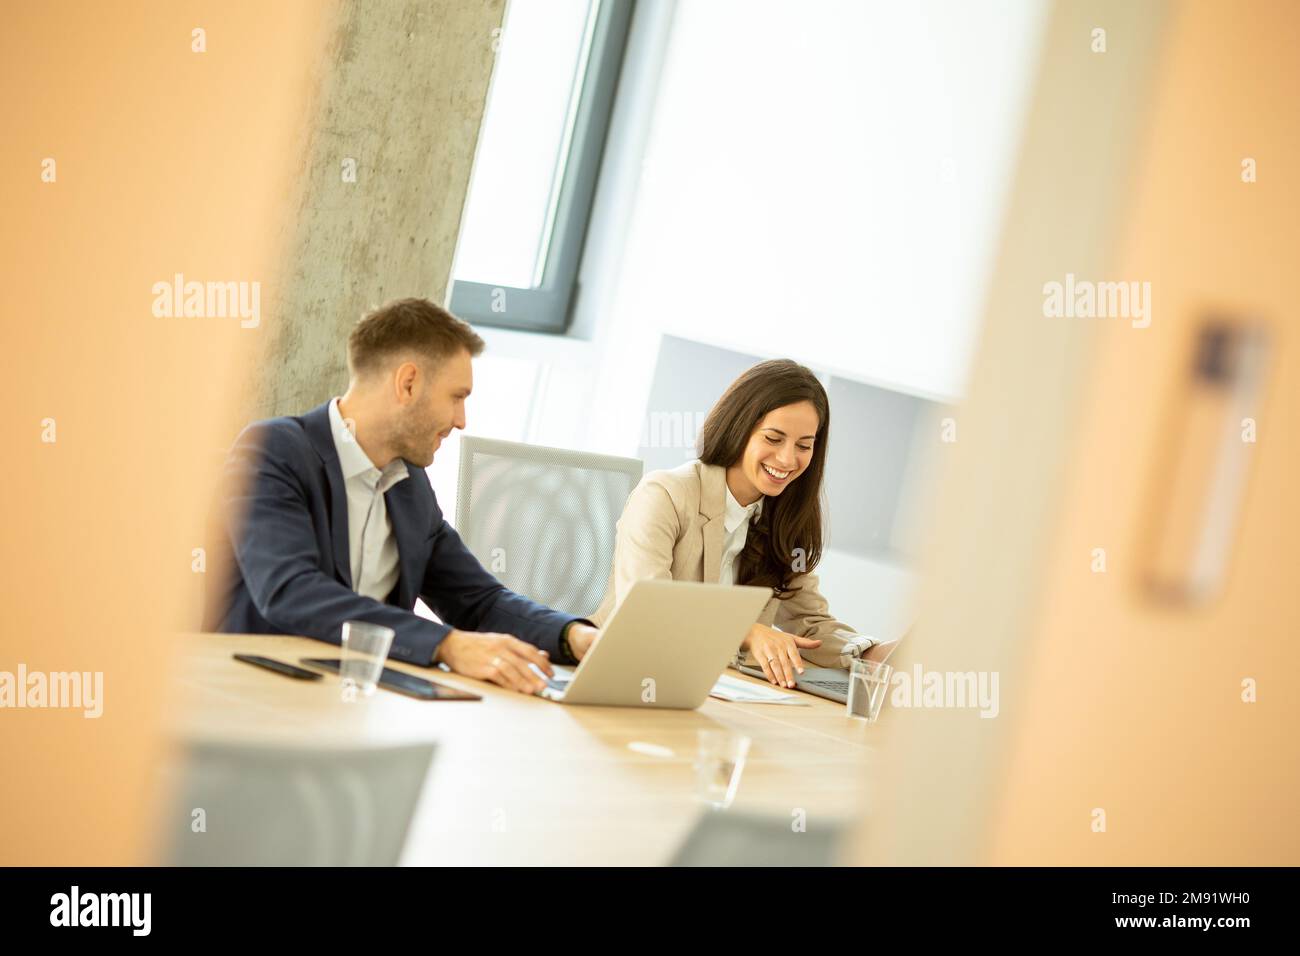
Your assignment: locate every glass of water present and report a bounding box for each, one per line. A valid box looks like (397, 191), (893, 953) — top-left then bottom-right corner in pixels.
(847, 659), (893, 722)
(339, 620), (394, 700)
(694, 729), (751, 809)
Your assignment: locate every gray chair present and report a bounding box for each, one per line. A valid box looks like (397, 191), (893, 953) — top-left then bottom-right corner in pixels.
(670, 811), (848, 866)
(162, 740), (435, 866)
(455, 435), (643, 617)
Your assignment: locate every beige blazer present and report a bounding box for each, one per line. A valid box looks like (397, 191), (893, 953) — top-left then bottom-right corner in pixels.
(591, 460), (875, 669)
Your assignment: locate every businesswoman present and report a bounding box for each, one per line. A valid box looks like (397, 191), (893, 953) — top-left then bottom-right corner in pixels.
(591, 359), (894, 687)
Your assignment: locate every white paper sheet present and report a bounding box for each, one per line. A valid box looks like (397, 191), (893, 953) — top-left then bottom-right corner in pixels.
(709, 674), (810, 705)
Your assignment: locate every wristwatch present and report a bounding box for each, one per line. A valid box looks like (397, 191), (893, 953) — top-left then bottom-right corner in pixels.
(837, 632), (878, 668)
(559, 619), (592, 664)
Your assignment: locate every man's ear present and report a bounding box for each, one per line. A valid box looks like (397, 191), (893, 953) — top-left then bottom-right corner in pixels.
(394, 361), (419, 404)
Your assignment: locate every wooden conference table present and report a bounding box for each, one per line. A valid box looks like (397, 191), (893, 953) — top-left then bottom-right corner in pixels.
(172, 633), (877, 866)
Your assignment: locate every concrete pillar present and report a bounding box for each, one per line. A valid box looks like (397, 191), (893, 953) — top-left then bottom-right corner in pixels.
(254, 0), (505, 418)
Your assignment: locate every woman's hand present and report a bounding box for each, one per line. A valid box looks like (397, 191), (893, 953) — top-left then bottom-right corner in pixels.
(863, 639), (898, 663)
(742, 623), (821, 688)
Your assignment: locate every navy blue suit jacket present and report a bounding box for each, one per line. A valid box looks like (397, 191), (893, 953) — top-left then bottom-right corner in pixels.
(204, 401), (579, 666)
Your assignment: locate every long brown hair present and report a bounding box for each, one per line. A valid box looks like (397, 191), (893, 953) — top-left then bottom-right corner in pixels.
(697, 359), (829, 598)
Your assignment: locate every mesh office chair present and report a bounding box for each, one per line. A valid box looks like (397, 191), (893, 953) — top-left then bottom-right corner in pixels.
(455, 435), (644, 618)
(162, 740), (436, 866)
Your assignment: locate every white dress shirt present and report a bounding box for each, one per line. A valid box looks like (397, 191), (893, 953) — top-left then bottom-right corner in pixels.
(328, 398), (409, 602)
(719, 485), (763, 586)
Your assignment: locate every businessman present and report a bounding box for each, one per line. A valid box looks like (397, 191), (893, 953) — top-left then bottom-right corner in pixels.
(204, 297), (599, 694)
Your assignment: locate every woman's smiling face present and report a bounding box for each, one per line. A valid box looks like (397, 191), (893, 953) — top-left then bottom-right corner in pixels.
(728, 400), (820, 503)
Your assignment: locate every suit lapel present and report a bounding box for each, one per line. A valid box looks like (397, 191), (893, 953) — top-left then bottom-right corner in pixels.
(699, 463), (727, 584)
(702, 516), (725, 584)
(302, 401), (353, 589)
(384, 473), (429, 609)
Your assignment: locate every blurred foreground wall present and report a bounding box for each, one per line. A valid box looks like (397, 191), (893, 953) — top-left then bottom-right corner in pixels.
(0, 0), (502, 865)
(858, 0), (1299, 865)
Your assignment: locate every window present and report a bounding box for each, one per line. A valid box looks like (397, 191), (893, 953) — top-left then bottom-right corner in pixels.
(450, 0), (634, 333)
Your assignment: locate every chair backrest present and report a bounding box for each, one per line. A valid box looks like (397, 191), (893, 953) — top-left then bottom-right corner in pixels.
(455, 435), (643, 617)
(163, 739), (435, 866)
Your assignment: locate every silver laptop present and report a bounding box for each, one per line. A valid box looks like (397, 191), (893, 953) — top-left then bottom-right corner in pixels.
(534, 580), (770, 708)
(735, 663), (851, 703)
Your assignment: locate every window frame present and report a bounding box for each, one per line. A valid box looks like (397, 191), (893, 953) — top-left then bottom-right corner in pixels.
(450, 0), (636, 334)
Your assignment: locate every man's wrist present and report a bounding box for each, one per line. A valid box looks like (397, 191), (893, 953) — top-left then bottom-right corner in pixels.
(434, 627), (462, 664)
(559, 619), (593, 664)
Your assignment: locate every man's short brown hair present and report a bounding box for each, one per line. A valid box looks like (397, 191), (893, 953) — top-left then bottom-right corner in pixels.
(347, 297), (484, 378)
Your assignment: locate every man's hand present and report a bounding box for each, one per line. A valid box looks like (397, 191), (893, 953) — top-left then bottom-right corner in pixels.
(565, 623), (601, 661)
(435, 629), (554, 694)
(741, 623), (821, 688)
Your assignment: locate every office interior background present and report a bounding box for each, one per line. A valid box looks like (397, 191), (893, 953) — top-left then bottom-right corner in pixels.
(2, 0), (1297, 868)
(435, 0), (1020, 638)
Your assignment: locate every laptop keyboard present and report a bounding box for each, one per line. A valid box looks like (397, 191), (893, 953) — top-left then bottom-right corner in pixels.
(529, 663), (571, 692)
(802, 678), (849, 692)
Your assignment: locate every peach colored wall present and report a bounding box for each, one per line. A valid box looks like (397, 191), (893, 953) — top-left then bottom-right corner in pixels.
(990, 0), (1300, 863)
(0, 1), (337, 864)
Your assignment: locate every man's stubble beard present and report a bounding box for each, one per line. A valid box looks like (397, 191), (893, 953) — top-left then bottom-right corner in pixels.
(391, 405), (439, 468)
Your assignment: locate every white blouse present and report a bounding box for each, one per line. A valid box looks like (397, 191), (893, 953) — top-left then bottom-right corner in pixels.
(719, 485), (763, 586)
